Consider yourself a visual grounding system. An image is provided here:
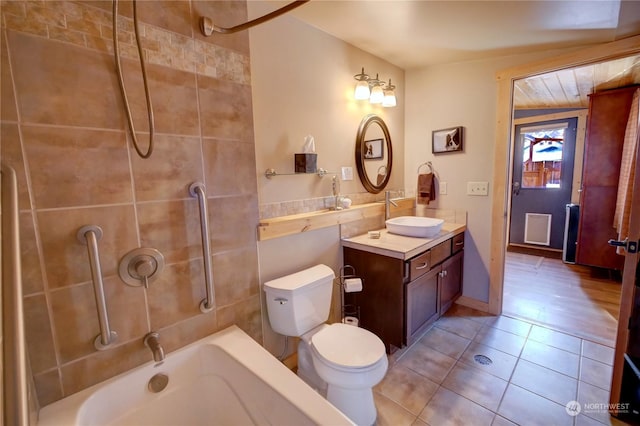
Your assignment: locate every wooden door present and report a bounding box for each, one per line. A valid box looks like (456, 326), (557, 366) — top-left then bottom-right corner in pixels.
(577, 87), (637, 269)
(610, 120), (640, 416)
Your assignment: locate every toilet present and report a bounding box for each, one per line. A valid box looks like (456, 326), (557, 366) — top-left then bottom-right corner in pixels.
(264, 264), (388, 426)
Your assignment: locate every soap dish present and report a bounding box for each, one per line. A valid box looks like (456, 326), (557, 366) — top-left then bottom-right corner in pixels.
(368, 231), (381, 239)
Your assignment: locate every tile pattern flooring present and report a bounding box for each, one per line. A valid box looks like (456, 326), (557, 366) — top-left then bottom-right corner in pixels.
(372, 305), (628, 426)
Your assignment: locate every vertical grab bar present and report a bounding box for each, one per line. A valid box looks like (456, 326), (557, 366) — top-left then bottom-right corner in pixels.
(189, 182), (215, 313)
(2, 163), (32, 425)
(77, 225), (117, 350)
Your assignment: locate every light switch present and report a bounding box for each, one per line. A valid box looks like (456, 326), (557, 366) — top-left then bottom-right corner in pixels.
(467, 181), (489, 196)
(341, 166), (353, 181)
(439, 182), (447, 195)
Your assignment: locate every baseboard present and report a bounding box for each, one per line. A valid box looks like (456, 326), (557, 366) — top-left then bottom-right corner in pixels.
(508, 243), (563, 259)
(282, 352), (298, 372)
(456, 296), (490, 313)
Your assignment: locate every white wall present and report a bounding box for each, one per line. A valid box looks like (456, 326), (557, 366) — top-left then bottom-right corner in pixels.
(248, 2), (404, 356)
(248, 2), (405, 205)
(404, 50), (581, 302)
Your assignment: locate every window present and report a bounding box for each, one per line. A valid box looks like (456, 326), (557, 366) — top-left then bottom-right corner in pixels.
(520, 123), (567, 189)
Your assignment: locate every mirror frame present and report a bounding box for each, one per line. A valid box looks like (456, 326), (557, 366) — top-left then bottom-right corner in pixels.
(355, 114), (393, 194)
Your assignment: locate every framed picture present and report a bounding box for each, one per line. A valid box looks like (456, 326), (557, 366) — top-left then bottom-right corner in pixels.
(432, 126), (463, 154)
(364, 138), (384, 159)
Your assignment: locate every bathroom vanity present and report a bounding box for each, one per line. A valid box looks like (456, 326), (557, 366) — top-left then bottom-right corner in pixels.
(342, 223), (465, 353)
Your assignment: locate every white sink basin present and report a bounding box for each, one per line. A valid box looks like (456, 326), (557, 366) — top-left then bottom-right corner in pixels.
(385, 216), (444, 238)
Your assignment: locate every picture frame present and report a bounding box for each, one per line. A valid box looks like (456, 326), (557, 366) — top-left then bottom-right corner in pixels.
(432, 126), (463, 154)
(363, 138), (384, 160)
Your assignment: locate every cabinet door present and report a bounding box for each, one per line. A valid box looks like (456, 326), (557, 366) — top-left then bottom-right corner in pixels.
(440, 250), (463, 314)
(577, 87), (636, 270)
(406, 267), (439, 346)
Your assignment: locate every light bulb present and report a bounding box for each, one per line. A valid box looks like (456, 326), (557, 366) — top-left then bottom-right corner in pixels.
(370, 85), (384, 104)
(354, 81), (371, 100)
(383, 88), (396, 107)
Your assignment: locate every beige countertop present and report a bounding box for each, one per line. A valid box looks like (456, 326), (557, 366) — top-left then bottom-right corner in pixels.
(341, 222), (466, 260)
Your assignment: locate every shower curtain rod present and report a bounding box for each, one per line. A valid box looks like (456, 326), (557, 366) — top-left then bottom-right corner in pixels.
(200, 0), (310, 36)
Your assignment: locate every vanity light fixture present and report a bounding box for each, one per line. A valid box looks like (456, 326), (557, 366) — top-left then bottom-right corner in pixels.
(353, 68), (396, 107)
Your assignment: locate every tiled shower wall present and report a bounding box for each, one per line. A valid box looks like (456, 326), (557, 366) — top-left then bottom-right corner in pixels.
(1, 0), (261, 406)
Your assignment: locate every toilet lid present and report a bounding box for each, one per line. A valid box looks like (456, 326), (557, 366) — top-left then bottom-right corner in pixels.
(311, 323), (385, 368)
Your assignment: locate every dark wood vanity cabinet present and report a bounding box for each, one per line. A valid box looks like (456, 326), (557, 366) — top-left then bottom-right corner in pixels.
(342, 248), (406, 350)
(343, 232), (464, 352)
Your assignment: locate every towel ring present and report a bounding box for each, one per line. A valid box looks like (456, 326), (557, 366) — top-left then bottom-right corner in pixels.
(417, 161), (434, 174)
(417, 161), (439, 181)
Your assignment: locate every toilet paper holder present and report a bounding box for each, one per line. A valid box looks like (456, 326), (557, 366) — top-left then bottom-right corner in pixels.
(338, 265), (361, 325)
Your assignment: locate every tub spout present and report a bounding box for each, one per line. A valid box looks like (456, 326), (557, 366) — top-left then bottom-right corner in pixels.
(144, 332), (165, 363)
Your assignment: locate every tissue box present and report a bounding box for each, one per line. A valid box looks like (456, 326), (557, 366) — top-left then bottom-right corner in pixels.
(294, 153), (317, 173)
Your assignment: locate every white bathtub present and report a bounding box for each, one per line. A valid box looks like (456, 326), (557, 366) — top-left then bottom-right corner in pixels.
(37, 325), (353, 425)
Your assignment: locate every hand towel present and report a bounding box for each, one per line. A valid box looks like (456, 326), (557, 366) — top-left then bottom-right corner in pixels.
(417, 173), (435, 205)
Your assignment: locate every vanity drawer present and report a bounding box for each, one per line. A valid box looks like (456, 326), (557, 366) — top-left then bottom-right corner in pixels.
(408, 250), (431, 281)
(431, 240), (451, 266)
(452, 233), (465, 253)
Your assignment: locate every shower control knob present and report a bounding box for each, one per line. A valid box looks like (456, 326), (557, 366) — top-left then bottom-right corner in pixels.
(134, 257), (156, 277)
(119, 248), (165, 288)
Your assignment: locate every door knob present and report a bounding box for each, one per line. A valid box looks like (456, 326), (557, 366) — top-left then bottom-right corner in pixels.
(608, 238), (638, 254)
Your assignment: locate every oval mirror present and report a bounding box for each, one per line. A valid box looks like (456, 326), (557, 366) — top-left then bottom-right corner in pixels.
(355, 114), (393, 194)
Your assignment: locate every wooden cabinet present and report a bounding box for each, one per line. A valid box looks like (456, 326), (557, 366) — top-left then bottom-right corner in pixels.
(577, 86), (638, 270)
(406, 268), (439, 345)
(343, 232), (464, 352)
(439, 250), (464, 314)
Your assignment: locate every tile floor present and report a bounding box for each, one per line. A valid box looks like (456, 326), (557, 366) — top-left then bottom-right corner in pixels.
(372, 305), (629, 426)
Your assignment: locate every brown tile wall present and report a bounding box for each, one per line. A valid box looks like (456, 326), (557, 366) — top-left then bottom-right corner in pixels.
(0, 0), (260, 406)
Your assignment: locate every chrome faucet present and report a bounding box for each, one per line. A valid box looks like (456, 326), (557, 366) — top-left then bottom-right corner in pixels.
(332, 175), (343, 210)
(385, 190), (398, 220)
(144, 332), (165, 363)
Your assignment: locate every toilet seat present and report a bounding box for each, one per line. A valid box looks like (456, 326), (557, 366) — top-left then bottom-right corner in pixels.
(311, 323), (386, 370)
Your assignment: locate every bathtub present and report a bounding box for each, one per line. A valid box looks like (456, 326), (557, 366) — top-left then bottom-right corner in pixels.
(37, 325), (353, 425)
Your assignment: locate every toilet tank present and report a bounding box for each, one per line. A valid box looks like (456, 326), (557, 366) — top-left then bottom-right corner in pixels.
(263, 264), (335, 337)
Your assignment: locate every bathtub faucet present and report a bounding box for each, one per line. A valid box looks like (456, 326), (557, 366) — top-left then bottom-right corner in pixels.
(144, 332), (165, 363)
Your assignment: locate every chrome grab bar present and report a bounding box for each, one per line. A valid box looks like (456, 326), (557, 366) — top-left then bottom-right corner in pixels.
(1, 163), (32, 425)
(189, 182), (214, 313)
(77, 225), (117, 350)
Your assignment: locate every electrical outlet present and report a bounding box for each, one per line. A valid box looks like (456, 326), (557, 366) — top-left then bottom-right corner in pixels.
(439, 182), (447, 195)
(467, 181), (489, 196)
(341, 166), (353, 181)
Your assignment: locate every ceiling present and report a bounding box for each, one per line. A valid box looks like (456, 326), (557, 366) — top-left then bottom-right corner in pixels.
(265, 0), (640, 109)
(514, 55), (640, 109)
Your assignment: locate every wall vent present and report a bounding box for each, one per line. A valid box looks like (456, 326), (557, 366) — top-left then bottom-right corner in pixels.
(524, 213), (552, 246)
